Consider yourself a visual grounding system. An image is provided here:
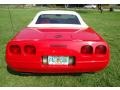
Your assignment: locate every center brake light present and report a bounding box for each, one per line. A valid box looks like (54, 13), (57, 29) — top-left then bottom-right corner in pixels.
(24, 45), (36, 55)
(10, 45), (21, 55)
(81, 45), (93, 54)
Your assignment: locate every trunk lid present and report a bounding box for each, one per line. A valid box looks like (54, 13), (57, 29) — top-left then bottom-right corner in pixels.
(13, 27), (102, 41)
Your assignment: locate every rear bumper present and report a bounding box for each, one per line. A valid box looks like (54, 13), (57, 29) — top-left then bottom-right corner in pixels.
(7, 60), (109, 73)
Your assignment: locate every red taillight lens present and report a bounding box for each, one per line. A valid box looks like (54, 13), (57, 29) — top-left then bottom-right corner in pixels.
(10, 45), (21, 54)
(24, 45), (36, 55)
(81, 45), (93, 54)
(95, 45), (107, 54)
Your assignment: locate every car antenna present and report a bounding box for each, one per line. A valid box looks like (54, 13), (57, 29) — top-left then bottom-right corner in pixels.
(8, 5), (14, 33)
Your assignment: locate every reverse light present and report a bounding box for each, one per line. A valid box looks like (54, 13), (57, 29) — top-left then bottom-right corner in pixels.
(81, 45), (93, 54)
(24, 45), (36, 55)
(95, 45), (107, 54)
(10, 45), (21, 55)
(69, 56), (75, 65)
(42, 56), (48, 64)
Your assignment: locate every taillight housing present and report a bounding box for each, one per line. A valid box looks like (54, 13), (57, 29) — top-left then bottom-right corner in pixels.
(24, 45), (36, 55)
(9, 45), (21, 55)
(81, 45), (93, 54)
(95, 45), (107, 54)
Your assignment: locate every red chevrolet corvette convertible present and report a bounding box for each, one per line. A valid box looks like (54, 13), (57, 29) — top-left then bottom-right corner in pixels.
(6, 10), (110, 73)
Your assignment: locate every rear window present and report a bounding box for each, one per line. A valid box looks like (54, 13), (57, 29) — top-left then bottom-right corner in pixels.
(36, 14), (80, 24)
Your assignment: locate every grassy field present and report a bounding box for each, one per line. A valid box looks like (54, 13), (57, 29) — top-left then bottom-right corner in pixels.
(0, 7), (120, 87)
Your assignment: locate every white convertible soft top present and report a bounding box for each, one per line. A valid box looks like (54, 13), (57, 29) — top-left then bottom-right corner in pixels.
(28, 10), (88, 28)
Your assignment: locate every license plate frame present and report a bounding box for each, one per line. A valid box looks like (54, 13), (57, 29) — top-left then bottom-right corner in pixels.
(48, 56), (69, 65)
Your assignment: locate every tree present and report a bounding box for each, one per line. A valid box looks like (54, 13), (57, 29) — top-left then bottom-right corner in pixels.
(97, 4), (103, 13)
(109, 4), (114, 12)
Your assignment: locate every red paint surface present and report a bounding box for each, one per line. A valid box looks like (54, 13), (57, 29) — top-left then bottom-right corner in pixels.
(6, 27), (110, 73)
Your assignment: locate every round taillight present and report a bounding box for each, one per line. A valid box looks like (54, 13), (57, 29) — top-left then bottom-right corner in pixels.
(24, 45), (36, 55)
(95, 45), (107, 54)
(81, 45), (93, 54)
(10, 45), (21, 54)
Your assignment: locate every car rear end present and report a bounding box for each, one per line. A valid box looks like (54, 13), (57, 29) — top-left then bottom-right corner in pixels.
(6, 37), (110, 73)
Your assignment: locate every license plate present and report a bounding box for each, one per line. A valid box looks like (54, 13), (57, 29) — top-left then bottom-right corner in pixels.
(48, 56), (69, 65)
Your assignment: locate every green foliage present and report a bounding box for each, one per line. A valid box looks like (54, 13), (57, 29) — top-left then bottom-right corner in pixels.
(0, 7), (120, 86)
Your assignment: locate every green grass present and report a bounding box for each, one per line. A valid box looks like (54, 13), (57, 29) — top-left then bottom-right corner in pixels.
(0, 7), (120, 87)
